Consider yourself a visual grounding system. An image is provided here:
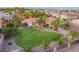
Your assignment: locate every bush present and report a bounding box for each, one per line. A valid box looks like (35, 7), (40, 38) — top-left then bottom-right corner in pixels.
(12, 18), (21, 27)
(58, 37), (64, 45)
(2, 21), (18, 36)
(3, 26), (17, 36)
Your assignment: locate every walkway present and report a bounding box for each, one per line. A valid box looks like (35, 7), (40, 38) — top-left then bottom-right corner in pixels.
(2, 36), (24, 52)
(0, 34), (4, 51)
(65, 43), (79, 52)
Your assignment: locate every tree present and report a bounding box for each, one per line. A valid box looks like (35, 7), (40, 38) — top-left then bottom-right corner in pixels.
(24, 11), (33, 18)
(59, 19), (70, 29)
(57, 36), (64, 45)
(68, 30), (79, 40)
(36, 15), (47, 27)
(58, 9), (62, 19)
(2, 17), (20, 37)
(14, 7), (26, 21)
(30, 9), (40, 18)
(2, 21), (18, 37)
(51, 18), (60, 31)
(66, 30), (79, 47)
(12, 17), (21, 27)
(30, 9), (48, 18)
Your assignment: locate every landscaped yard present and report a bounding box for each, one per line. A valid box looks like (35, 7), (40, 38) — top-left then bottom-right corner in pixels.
(16, 28), (62, 51)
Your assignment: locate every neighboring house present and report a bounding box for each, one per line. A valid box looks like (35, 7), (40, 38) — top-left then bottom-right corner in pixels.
(69, 19), (79, 32)
(51, 12), (79, 20)
(0, 11), (15, 20)
(3, 15), (12, 20)
(22, 17), (55, 27)
(51, 13), (67, 19)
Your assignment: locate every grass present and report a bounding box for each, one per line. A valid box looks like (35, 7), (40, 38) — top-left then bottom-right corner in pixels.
(16, 28), (61, 51)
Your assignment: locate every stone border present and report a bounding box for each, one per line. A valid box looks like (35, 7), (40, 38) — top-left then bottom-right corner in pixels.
(0, 34), (4, 51)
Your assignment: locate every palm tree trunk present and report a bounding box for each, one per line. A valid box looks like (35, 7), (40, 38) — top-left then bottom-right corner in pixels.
(59, 9), (61, 19)
(21, 14), (23, 21)
(67, 12), (68, 20)
(72, 37), (74, 40)
(54, 27), (58, 31)
(59, 13), (61, 19)
(67, 43), (71, 48)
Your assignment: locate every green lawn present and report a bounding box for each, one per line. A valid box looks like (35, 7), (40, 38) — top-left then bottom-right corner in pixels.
(16, 28), (61, 51)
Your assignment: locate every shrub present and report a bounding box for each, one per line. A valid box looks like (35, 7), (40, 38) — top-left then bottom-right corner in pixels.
(2, 21), (18, 37)
(58, 37), (64, 45)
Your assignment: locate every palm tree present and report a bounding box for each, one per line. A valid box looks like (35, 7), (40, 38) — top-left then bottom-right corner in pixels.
(58, 9), (61, 19)
(37, 15), (47, 27)
(30, 9), (41, 18)
(14, 7), (26, 21)
(30, 9), (48, 18)
(24, 11), (33, 19)
(31, 9), (48, 27)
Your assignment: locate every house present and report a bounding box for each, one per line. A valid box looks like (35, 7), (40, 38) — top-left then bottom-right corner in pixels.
(22, 17), (37, 27)
(69, 19), (79, 32)
(51, 12), (79, 20)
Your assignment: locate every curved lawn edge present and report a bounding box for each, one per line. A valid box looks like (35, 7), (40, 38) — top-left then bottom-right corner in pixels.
(16, 28), (62, 51)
